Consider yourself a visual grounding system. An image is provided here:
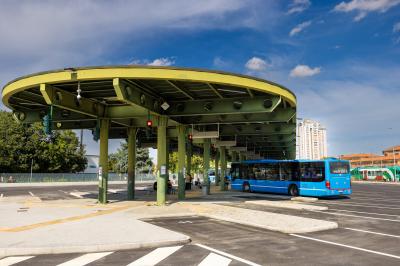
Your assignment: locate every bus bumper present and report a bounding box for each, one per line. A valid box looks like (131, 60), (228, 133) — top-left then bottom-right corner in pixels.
(300, 188), (352, 197)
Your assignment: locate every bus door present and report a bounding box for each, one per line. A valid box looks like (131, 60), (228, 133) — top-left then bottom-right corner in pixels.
(328, 161), (350, 190)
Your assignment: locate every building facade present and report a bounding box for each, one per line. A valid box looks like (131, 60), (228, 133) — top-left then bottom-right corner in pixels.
(296, 118), (328, 160)
(341, 145), (400, 168)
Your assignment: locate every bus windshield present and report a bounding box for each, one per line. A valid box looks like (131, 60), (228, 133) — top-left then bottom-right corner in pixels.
(329, 161), (350, 174)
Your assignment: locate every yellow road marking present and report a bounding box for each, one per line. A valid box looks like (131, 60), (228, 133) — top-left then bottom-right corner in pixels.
(0, 205), (132, 232)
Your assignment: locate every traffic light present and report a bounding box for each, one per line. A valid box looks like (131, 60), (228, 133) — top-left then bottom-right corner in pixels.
(92, 120), (100, 142)
(146, 119), (153, 127)
(43, 114), (52, 135)
(188, 134), (193, 142)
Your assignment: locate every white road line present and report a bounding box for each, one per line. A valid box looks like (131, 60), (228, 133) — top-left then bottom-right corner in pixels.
(329, 208), (400, 217)
(311, 210), (400, 222)
(56, 252), (113, 266)
(196, 243), (262, 266)
(127, 246), (182, 266)
(28, 191), (35, 197)
(69, 192), (83, 198)
(0, 256), (34, 266)
(198, 252), (232, 266)
(344, 228), (400, 238)
(58, 190), (68, 194)
(0, 193), (3, 198)
(318, 201), (400, 210)
(290, 234), (400, 259)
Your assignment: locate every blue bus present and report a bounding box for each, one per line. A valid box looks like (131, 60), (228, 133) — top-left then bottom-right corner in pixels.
(229, 158), (351, 197)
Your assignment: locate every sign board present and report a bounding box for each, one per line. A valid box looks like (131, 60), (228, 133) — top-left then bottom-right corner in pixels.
(161, 165), (166, 175)
(98, 166), (102, 180)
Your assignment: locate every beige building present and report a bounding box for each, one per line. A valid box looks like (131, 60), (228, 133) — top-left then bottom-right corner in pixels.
(341, 145), (400, 167)
(296, 118), (328, 160)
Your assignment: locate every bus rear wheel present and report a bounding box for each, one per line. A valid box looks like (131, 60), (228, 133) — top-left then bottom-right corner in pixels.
(289, 185), (299, 197)
(242, 182), (251, 192)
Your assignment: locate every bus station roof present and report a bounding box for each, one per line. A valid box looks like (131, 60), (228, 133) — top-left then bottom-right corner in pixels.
(2, 66), (297, 159)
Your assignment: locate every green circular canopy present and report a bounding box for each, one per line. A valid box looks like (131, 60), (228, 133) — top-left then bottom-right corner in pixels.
(2, 66), (297, 159)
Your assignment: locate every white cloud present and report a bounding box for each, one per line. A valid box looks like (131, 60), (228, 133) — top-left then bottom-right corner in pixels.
(394, 22), (400, 32)
(289, 21), (312, 36)
(245, 57), (268, 71)
(287, 0), (311, 14)
(334, 0), (400, 21)
(290, 64), (321, 77)
(148, 58), (175, 66)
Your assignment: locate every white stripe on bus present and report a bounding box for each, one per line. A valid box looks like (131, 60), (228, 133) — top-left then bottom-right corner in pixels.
(290, 234), (400, 259)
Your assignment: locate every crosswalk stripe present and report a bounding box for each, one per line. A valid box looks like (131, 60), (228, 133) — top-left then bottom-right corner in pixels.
(196, 244), (262, 266)
(56, 252), (113, 266)
(127, 245), (183, 266)
(198, 252), (232, 266)
(0, 256), (34, 266)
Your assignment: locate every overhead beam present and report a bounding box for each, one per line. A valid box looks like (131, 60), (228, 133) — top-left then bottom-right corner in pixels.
(167, 95), (282, 117)
(166, 80), (195, 100)
(206, 83), (224, 99)
(40, 84), (106, 118)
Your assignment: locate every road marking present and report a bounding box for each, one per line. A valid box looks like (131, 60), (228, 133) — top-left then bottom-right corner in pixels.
(311, 210), (400, 222)
(127, 245), (183, 266)
(198, 252), (232, 266)
(344, 228), (400, 238)
(290, 234), (400, 259)
(196, 243), (262, 266)
(318, 201), (400, 210)
(58, 190), (68, 194)
(56, 252), (113, 266)
(69, 192), (83, 198)
(0, 205), (131, 232)
(329, 208), (400, 217)
(178, 220), (193, 224)
(0, 256), (34, 265)
(28, 191), (35, 197)
(0, 193), (3, 198)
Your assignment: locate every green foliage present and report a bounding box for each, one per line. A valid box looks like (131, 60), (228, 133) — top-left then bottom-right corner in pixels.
(191, 154), (204, 174)
(109, 141), (154, 174)
(0, 111), (87, 173)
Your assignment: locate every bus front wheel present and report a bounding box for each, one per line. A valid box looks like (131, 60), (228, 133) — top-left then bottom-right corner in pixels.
(242, 182), (251, 192)
(289, 185), (299, 197)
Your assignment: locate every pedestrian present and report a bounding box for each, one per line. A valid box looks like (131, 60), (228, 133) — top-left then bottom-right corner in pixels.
(185, 173), (192, 190)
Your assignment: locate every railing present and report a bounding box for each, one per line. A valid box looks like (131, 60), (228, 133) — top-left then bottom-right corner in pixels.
(0, 172), (156, 183)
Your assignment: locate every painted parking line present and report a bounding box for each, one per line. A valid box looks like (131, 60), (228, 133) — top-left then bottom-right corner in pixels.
(329, 208), (400, 217)
(198, 252), (232, 266)
(311, 210), (400, 222)
(0, 193), (3, 198)
(196, 243), (262, 266)
(28, 191), (35, 197)
(0, 256), (34, 266)
(290, 234), (400, 259)
(317, 201), (400, 210)
(344, 228), (400, 238)
(127, 246), (183, 266)
(56, 252), (113, 266)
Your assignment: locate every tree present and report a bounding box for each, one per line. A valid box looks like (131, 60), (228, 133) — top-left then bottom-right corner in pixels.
(109, 141), (154, 174)
(0, 111), (87, 173)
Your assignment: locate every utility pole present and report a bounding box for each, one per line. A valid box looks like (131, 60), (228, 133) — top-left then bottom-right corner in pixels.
(30, 158), (34, 183)
(80, 129), (84, 153)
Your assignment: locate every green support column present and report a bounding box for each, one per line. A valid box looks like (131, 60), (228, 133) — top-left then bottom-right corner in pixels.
(239, 152), (246, 162)
(220, 146), (227, 191)
(203, 138), (211, 195)
(177, 125), (186, 200)
(98, 119), (109, 204)
(186, 141), (192, 178)
(215, 150), (220, 186)
(157, 116), (168, 206)
(232, 151), (238, 162)
(127, 127), (137, 200)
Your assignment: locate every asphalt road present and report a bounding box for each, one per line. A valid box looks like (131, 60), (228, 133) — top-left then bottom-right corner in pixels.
(1, 182), (399, 265)
(0, 183), (153, 201)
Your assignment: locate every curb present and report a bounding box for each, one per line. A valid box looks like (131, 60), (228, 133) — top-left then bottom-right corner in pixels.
(204, 213), (338, 234)
(0, 237), (191, 258)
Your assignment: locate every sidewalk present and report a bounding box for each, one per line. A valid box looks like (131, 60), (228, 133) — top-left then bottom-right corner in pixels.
(0, 186), (337, 258)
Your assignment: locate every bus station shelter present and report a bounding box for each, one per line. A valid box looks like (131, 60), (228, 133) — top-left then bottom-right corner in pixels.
(1, 66), (297, 205)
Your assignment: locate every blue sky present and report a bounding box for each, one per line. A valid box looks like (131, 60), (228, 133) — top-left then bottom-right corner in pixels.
(0, 0), (399, 157)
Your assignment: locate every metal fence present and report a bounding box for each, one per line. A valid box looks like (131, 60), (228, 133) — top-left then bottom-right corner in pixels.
(0, 172), (156, 183)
